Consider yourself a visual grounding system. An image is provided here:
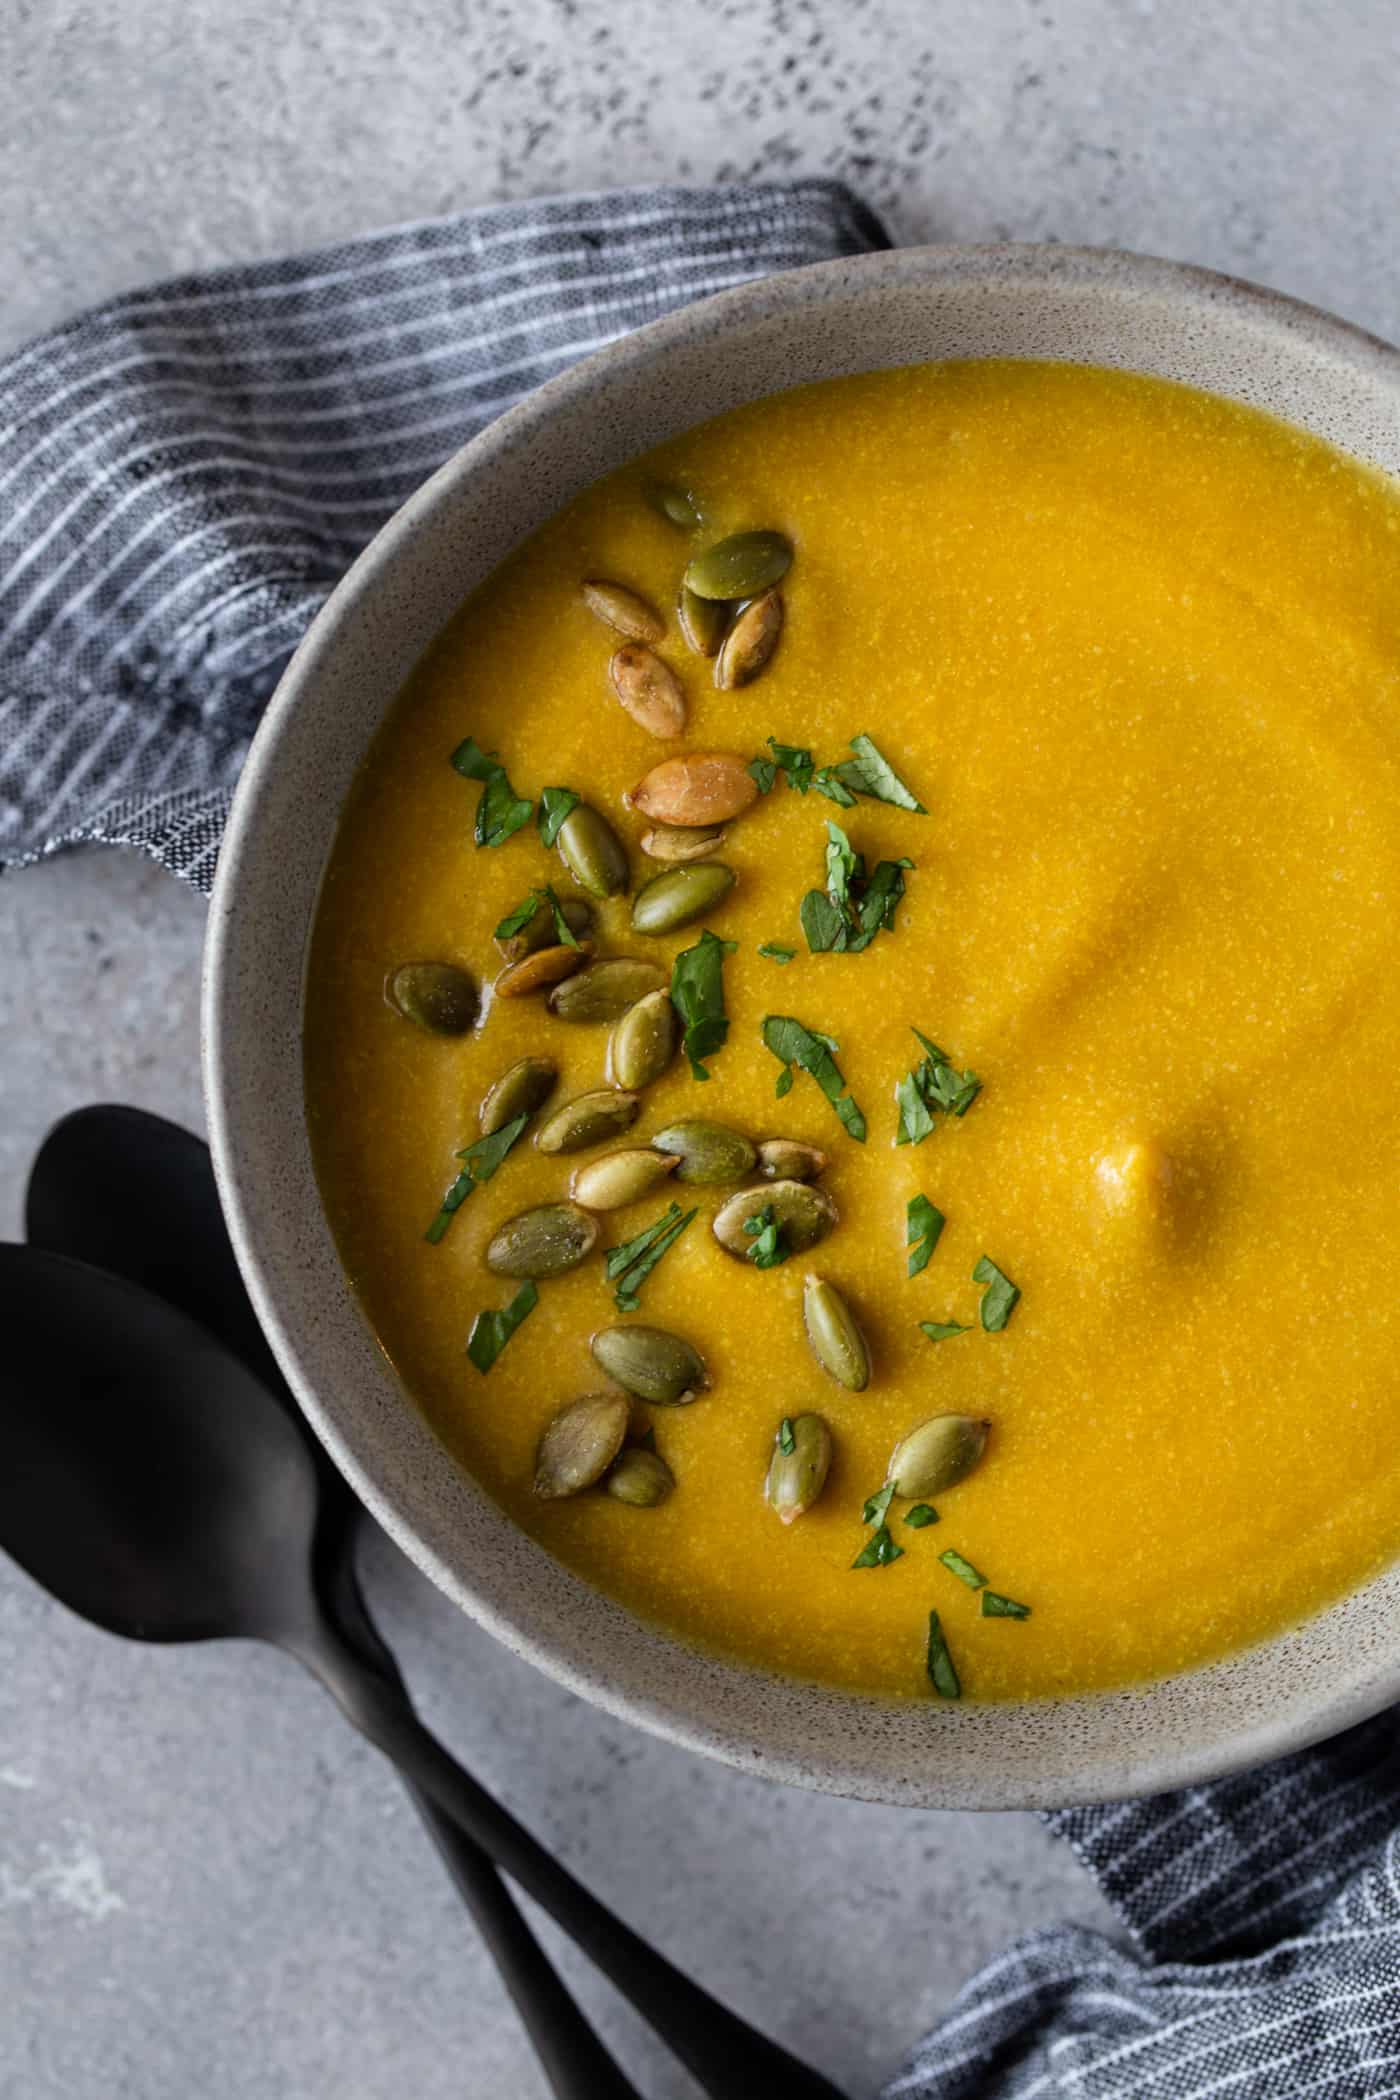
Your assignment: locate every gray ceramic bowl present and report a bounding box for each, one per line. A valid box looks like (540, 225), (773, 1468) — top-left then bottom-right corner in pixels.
(205, 243), (1400, 1809)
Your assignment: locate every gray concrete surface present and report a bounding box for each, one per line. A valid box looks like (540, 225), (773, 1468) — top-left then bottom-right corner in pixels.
(5, 3), (1400, 2094)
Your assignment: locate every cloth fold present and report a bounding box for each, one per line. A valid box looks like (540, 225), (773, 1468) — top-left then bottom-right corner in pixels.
(0, 179), (884, 887)
(6, 175), (1400, 2099)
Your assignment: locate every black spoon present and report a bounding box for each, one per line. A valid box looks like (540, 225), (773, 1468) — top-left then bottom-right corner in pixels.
(26, 1106), (639, 2100)
(0, 1241), (848, 2100)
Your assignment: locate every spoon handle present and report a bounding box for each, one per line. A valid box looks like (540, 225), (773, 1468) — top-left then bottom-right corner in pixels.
(294, 1623), (847, 2100)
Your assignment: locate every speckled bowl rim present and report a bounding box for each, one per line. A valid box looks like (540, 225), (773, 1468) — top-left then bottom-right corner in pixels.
(205, 242), (1400, 1809)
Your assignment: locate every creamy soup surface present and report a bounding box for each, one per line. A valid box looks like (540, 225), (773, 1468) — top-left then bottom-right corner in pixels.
(305, 360), (1400, 1704)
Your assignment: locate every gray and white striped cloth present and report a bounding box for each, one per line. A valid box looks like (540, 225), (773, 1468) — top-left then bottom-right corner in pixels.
(5, 178), (1400, 2097)
(0, 180), (884, 888)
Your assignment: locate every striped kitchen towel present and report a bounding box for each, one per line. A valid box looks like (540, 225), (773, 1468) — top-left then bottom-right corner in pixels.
(887, 1707), (1400, 2097)
(0, 179), (884, 889)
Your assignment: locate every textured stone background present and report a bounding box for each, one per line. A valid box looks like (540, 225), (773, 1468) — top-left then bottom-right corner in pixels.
(4, 3), (1399, 2095)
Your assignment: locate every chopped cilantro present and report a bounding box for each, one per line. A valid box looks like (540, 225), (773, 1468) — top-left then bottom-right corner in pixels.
(939, 1549), (987, 1591)
(778, 1417), (797, 1457)
(862, 1484), (896, 1527)
(450, 737), (533, 847)
(425, 1112), (530, 1244)
(466, 1282), (538, 1373)
(973, 1255), (1020, 1332)
(905, 1504), (939, 1528)
(919, 1319), (971, 1343)
(926, 1611), (961, 1699)
(742, 1203), (788, 1269)
(671, 929), (736, 1080)
(894, 1027), (981, 1145)
(536, 786), (581, 848)
(982, 1592), (1032, 1620)
(852, 1524), (904, 1569)
(906, 1195), (946, 1278)
(761, 1015), (867, 1142)
(758, 942), (797, 964)
(605, 1202), (698, 1313)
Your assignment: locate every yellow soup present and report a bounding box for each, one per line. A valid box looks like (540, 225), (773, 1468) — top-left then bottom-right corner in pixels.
(306, 359), (1400, 1705)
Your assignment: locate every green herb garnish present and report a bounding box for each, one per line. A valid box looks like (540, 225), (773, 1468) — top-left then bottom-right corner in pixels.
(605, 1202), (698, 1313)
(919, 1319), (971, 1343)
(424, 1112), (530, 1244)
(451, 737), (534, 847)
(536, 786), (581, 848)
(761, 1015), (867, 1142)
(894, 1028), (981, 1145)
(939, 1548), (987, 1591)
(905, 1504), (938, 1529)
(671, 929), (736, 1080)
(778, 1417), (797, 1457)
(466, 1281), (538, 1373)
(926, 1611), (961, 1699)
(758, 943), (797, 964)
(800, 821), (912, 955)
(981, 1592), (1031, 1620)
(906, 1195), (945, 1278)
(832, 733), (927, 814)
(862, 1484), (896, 1526)
(811, 765), (859, 808)
(852, 1524), (904, 1569)
(974, 1255), (1020, 1332)
(494, 884), (580, 949)
(749, 738), (815, 796)
(742, 1204), (788, 1269)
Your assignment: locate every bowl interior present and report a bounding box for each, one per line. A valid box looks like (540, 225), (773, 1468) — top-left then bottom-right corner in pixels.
(205, 245), (1400, 1808)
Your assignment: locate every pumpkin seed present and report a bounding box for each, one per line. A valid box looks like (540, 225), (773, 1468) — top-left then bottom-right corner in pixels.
(535, 1090), (642, 1155)
(714, 588), (783, 690)
(493, 942), (592, 998)
(386, 961), (478, 1035)
(630, 862), (736, 936)
(548, 958), (667, 1023)
(534, 1392), (630, 1499)
(629, 752), (760, 827)
(609, 645), (687, 739)
(478, 1056), (557, 1136)
(640, 822), (728, 864)
(556, 803), (630, 898)
(496, 894), (593, 963)
(684, 529), (793, 602)
(604, 1446), (675, 1507)
(590, 1324), (709, 1404)
(606, 988), (680, 1090)
(887, 1415), (990, 1499)
(677, 586), (731, 658)
(645, 479), (702, 530)
(486, 1202), (599, 1278)
(765, 1413), (832, 1524)
(581, 578), (664, 643)
(802, 1274), (871, 1392)
(571, 1148), (679, 1211)
(650, 1119), (756, 1186)
(713, 1179), (837, 1257)
(756, 1138), (827, 1183)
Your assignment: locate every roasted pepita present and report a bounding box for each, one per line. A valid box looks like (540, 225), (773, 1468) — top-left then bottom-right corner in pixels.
(713, 1179), (837, 1257)
(555, 803), (630, 898)
(651, 1119), (756, 1185)
(534, 1392), (630, 1499)
(493, 942), (592, 998)
(478, 1056), (558, 1136)
(802, 1273), (871, 1391)
(590, 1324), (709, 1405)
(535, 1089), (642, 1154)
(570, 1149), (679, 1211)
(714, 588), (783, 690)
(629, 752), (760, 828)
(677, 585), (731, 658)
(386, 961), (478, 1035)
(639, 822), (728, 864)
(765, 1413), (832, 1524)
(684, 529), (793, 601)
(609, 644), (687, 739)
(630, 862), (736, 936)
(887, 1415), (990, 1499)
(756, 1138), (828, 1183)
(485, 1203), (599, 1278)
(581, 578), (664, 643)
(606, 987), (680, 1090)
(604, 1447), (675, 1506)
(548, 958), (667, 1023)
(644, 480), (702, 530)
